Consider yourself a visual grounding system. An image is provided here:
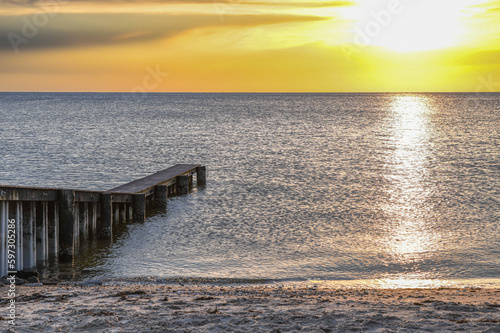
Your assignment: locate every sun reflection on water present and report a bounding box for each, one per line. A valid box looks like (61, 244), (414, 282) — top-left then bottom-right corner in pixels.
(379, 95), (439, 287)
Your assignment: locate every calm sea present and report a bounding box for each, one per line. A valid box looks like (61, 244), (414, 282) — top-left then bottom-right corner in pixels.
(0, 92), (498, 288)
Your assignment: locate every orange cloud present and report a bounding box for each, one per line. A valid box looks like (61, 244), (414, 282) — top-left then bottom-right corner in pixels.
(0, 0), (498, 92)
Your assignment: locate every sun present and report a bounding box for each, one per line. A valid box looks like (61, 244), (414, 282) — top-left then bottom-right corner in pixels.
(344, 0), (490, 53)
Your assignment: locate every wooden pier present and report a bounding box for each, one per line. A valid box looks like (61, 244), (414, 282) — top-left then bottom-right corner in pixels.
(0, 164), (206, 278)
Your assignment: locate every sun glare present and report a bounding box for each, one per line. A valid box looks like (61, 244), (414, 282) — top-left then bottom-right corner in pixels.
(345, 0), (490, 53)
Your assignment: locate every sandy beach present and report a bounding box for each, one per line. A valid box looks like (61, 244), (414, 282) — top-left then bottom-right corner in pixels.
(1, 282), (499, 332)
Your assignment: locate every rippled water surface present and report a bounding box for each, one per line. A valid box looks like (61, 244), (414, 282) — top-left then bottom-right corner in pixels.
(0, 93), (498, 287)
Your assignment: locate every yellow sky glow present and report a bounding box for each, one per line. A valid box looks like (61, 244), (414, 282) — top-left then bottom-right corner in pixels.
(0, 0), (499, 92)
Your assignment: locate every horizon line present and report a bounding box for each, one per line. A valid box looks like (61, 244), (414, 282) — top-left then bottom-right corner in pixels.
(1, 91), (499, 94)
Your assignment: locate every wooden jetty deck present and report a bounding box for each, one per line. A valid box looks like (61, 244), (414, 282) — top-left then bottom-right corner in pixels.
(110, 164), (202, 195)
(0, 164), (206, 278)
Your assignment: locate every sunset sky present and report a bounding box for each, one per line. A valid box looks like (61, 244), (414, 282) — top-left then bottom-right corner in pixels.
(1, 0), (499, 92)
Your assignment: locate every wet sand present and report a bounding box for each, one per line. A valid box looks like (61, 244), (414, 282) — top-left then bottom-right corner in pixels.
(1, 283), (499, 332)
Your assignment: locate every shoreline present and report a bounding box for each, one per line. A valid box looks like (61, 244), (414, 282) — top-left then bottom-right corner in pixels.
(1, 282), (499, 332)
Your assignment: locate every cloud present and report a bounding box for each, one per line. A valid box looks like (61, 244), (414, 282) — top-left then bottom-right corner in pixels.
(0, 0), (353, 7)
(469, 0), (500, 14)
(484, 5), (500, 15)
(223, 1), (353, 8)
(0, 0), (38, 5)
(0, 12), (328, 52)
(456, 49), (500, 66)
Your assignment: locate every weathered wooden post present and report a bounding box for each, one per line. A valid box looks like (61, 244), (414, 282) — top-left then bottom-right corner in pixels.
(167, 185), (174, 197)
(113, 203), (120, 225)
(80, 202), (89, 241)
(87, 202), (94, 237)
(177, 175), (189, 195)
(23, 202), (37, 269)
(155, 185), (168, 210)
(127, 204), (133, 222)
(48, 202), (59, 257)
(58, 190), (76, 261)
(196, 166), (206, 186)
(74, 201), (80, 248)
(91, 202), (98, 235)
(0, 201), (7, 277)
(98, 193), (113, 239)
(36, 202), (49, 262)
(119, 203), (126, 222)
(15, 202), (24, 271)
(132, 193), (146, 222)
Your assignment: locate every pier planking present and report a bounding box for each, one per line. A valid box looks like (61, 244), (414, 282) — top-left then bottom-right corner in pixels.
(110, 164), (200, 194)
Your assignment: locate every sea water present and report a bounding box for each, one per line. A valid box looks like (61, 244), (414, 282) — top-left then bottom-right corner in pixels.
(0, 92), (498, 288)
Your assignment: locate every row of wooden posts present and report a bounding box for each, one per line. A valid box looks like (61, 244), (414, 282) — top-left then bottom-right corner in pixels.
(0, 164), (206, 278)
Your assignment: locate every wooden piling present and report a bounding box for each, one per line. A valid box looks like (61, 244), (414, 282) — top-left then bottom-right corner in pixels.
(177, 175), (189, 195)
(36, 202), (48, 262)
(99, 193), (113, 239)
(119, 203), (126, 222)
(196, 166), (206, 186)
(132, 193), (146, 222)
(93, 202), (98, 233)
(80, 202), (89, 243)
(58, 190), (76, 261)
(22, 202), (37, 269)
(89, 202), (97, 237)
(15, 202), (23, 271)
(115, 204), (120, 223)
(48, 201), (59, 256)
(155, 185), (168, 210)
(74, 201), (80, 248)
(0, 201), (7, 277)
(127, 204), (133, 222)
